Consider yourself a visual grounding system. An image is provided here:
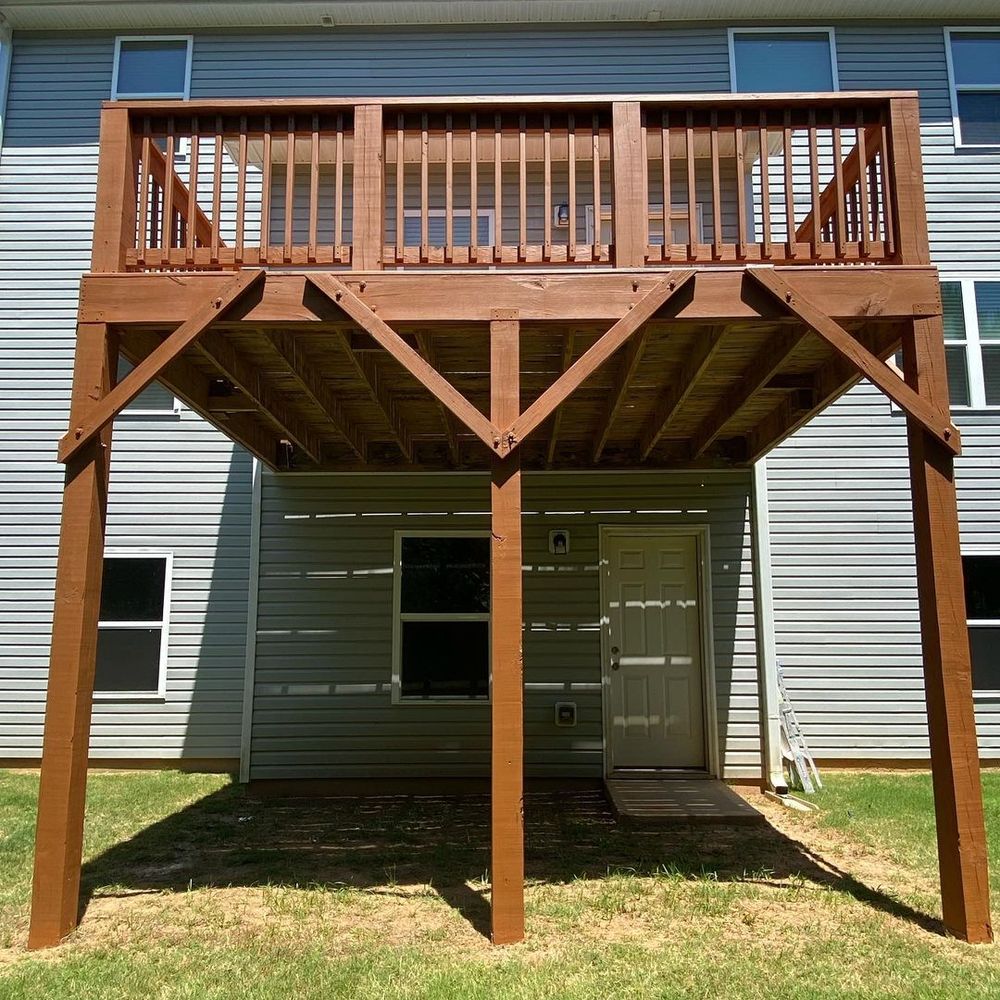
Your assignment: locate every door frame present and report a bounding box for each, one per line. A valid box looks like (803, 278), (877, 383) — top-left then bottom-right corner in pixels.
(598, 524), (720, 778)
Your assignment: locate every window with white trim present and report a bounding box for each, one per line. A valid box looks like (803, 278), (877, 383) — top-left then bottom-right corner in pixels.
(729, 29), (838, 93)
(111, 36), (193, 101)
(964, 554), (1000, 695)
(96, 553), (171, 697)
(939, 279), (1000, 409)
(393, 533), (490, 702)
(117, 356), (179, 416)
(945, 30), (1000, 148)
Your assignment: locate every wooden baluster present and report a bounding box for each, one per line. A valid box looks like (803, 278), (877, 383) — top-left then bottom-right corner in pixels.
(856, 111), (871, 257)
(261, 115), (272, 264)
(832, 108), (846, 258)
(236, 114), (248, 266)
(335, 113), (345, 261)
(518, 113), (527, 261)
(543, 112), (552, 261)
(869, 154), (881, 244)
(759, 111), (772, 260)
(808, 108), (821, 259)
(420, 111), (429, 262)
(685, 110), (696, 261)
(783, 109), (796, 259)
(734, 110), (747, 259)
(494, 113), (503, 263)
(211, 115), (222, 266)
(137, 117), (152, 266)
(162, 116), (176, 260)
(880, 118), (896, 259)
(186, 116), (199, 261)
(445, 112), (454, 263)
(567, 112), (577, 260)
(661, 110), (672, 261)
(150, 178), (160, 251)
(710, 109), (722, 258)
(470, 113), (479, 261)
(308, 112), (320, 263)
(284, 115), (295, 263)
(395, 113), (405, 264)
(592, 113), (601, 259)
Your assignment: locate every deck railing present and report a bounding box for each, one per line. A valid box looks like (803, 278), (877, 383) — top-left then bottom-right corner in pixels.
(94, 92), (928, 273)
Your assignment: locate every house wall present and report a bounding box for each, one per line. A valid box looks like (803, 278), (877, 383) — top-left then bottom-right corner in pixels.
(250, 471), (757, 780)
(0, 20), (997, 769)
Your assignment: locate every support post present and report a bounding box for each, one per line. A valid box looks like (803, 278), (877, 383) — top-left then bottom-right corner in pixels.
(750, 459), (787, 794)
(28, 324), (118, 949)
(489, 311), (525, 945)
(611, 101), (647, 268)
(352, 104), (385, 271)
(903, 316), (993, 944)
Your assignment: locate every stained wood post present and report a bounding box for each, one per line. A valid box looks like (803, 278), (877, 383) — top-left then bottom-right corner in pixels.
(352, 104), (385, 271)
(489, 310), (525, 945)
(28, 323), (118, 949)
(903, 315), (993, 944)
(887, 96), (930, 266)
(611, 101), (647, 268)
(92, 106), (140, 273)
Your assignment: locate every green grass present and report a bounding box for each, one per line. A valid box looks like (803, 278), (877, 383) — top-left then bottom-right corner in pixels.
(0, 769), (998, 999)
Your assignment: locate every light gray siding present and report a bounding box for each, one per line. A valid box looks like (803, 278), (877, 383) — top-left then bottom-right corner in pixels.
(250, 471), (759, 780)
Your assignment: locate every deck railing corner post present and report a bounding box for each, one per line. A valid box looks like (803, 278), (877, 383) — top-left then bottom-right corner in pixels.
(352, 103), (386, 271)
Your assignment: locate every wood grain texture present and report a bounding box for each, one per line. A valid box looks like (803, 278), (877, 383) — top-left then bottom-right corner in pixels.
(28, 324), (118, 949)
(904, 317), (993, 945)
(489, 313), (525, 946)
(611, 102), (647, 268)
(352, 104), (385, 271)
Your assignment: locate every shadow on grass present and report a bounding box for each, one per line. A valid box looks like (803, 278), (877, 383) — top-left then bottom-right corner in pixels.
(78, 782), (942, 940)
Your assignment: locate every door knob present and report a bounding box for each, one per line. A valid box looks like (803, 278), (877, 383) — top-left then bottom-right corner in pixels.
(611, 646), (621, 670)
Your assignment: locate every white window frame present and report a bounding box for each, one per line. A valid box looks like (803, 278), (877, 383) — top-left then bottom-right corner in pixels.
(585, 203), (705, 247)
(391, 529), (491, 706)
(962, 546), (1000, 700)
(727, 27), (840, 94)
(941, 276), (1000, 411)
(111, 34), (193, 101)
(400, 207), (496, 247)
(944, 27), (1000, 151)
(0, 25), (12, 157)
(95, 549), (172, 701)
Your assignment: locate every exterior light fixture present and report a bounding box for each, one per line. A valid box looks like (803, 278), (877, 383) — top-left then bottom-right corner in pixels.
(554, 204), (570, 228)
(549, 529), (570, 555)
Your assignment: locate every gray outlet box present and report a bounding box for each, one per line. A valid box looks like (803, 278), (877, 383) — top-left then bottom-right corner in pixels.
(554, 701), (577, 727)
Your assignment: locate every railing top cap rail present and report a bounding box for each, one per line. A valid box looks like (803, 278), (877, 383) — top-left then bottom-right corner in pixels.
(105, 90), (918, 115)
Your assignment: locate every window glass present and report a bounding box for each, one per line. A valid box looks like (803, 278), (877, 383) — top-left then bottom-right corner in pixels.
(400, 536), (489, 614)
(115, 38), (189, 99)
(945, 345), (972, 408)
(964, 554), (1000, 694)
(941, 282), (967, 341)
(96, 555), (169, 695)
(400, 621), (490, 700)
(732, 33), (834, 93)
(397, 535), (490, 701)
(118, 356), (176, 413)
(975, 282), (1000, 340)
(949, 33), (1000, 146)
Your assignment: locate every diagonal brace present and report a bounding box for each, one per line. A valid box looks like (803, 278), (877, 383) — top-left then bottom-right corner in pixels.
(308, 273), (500, 452)
(503, 269), (696, 451)
(748, 267), (960, 456)
(58, 269), (265, 464)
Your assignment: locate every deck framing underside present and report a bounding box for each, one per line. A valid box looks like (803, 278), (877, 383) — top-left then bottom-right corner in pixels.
(75, 265), (946, 472)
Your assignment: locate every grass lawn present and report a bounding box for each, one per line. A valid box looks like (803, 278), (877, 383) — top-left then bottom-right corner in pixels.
(0, 769), (997, 999)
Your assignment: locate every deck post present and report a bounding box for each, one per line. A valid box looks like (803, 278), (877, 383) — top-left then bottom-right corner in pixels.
(903, 316), (993, 944)
(489, 311), (525, 945)
(611, 101), (647, 268)
(352, 104), (385, 271)
(28, 323), (118, 949)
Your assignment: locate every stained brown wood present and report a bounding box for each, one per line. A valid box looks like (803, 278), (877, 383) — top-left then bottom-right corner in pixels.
(612, 102), (647, 268)
(415, 331), (461, 465)
(546, 331), (575, 468)
(888, 96), (931, 265)
(28, 324), (118, 949)
(903, 316), (993, 944)
(489, 312), (525, 946)
(58, 270), (266, 463)
(504, 270), (695, 448)
(353, 104), (385, 270)
(748, 267), (959, 454)
(307, 273), (500, 450)
(592, 322), (651, 463)
(91, 107), (139, 272)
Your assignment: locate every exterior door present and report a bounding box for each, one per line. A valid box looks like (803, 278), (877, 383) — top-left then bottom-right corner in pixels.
(604, 531), (707, 770)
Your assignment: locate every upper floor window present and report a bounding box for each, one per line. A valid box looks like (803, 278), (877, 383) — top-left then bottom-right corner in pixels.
(940, 279), (1000, 410)
(111, 36), (192, 100)
(729, 29), (838, 93)
(945, 30), (1000, 148)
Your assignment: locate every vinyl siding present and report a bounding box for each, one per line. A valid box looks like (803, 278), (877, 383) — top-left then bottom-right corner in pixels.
(250, 471), (758, 780)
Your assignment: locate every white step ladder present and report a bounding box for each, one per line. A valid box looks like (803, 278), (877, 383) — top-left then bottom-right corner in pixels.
(777, 663), (822, 794)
